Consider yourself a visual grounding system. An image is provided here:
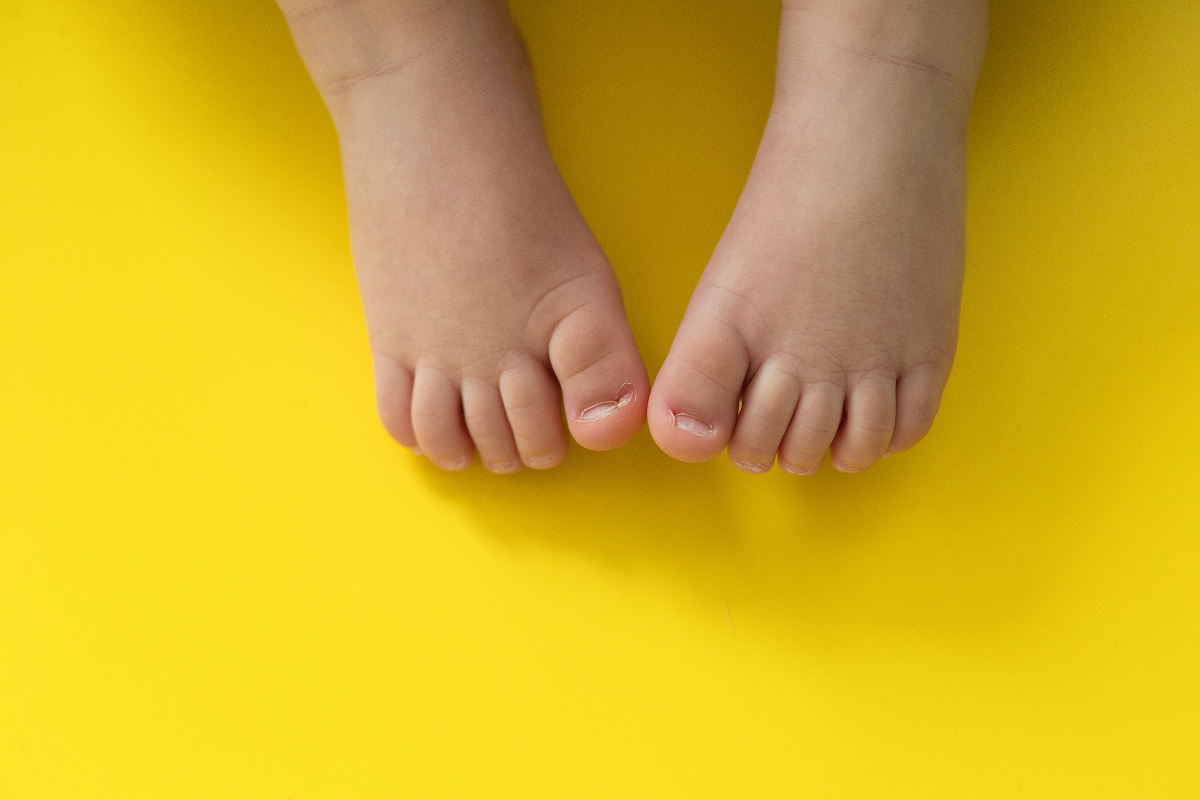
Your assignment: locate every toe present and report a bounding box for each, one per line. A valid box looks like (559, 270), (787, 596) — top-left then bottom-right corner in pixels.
(462, 377), (522, 473)
(372, 352), (417, 449)
(549, 298), (650, 451)
(726, 359), (802, 474)
(777, 381), (844, 475)
(648, 314), (749, 463)
(499, 359), (569, 469)
(410, 366), (475, 470)
(888, 364), (947, 454)
(830, 373), (897, 472)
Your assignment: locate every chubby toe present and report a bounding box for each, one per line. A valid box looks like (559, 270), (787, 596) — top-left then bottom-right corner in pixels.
(726, 359), (802, 473)
(462, 377), (522, 473)
(411, 366), (474, 470)
(777, 382), (844, 475)
(499, 359), (568, 469)
(373, 352), (417, 448)
(830, 374), (896, 472)
(888, 364), (947, 454)
(648, 314), (749, 463)
(550, 298), (650, 451)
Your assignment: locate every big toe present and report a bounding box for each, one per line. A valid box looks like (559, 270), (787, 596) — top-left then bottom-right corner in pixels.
(549, 294), (649, 451)
(648, 311), (749, 463)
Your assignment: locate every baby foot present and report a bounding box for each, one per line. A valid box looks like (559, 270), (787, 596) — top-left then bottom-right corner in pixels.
(648, 0), (988, 474)
(281, 0), (649, 471)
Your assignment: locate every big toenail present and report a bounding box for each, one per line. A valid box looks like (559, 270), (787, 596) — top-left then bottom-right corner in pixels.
(577, 383), (636, 422)
(672, 412), (714, 437)
(833, 460), (863, 474)
(489, 461), (522, 474)
(732, 458), (769, 474)
(526, 455), (558, 469)
(780, 462), (817, 476)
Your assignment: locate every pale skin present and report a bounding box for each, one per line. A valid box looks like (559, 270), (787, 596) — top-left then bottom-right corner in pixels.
(278, 0), (988, 474)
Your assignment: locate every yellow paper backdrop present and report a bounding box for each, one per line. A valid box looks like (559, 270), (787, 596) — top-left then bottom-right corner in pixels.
(2, 0), (1198, 796)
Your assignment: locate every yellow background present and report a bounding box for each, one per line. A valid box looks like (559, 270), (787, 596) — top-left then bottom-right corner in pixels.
(2, 0), (1198, 795)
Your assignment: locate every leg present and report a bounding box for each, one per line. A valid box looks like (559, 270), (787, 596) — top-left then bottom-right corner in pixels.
(279, 0), (649, 471)
(648, 0), (988, 474)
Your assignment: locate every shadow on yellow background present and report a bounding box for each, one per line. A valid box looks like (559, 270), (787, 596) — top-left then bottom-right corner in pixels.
(2, 0), (1198, 796)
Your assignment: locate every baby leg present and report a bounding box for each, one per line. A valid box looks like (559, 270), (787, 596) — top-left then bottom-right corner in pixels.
(279, 0), (650, 471)
(649, 0), (988, 473)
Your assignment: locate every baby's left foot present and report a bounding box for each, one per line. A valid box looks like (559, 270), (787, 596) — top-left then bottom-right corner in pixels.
(649, 0), (988, 474)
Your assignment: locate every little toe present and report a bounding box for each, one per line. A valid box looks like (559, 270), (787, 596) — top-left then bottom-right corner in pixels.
(550, 298), (650, 451)
(461, 377), (522, 473)
(777, 382), (844, 475)
(499, 359), (569, 469)
(372, 352), (417, 449)
(830, 374), (897, 473)
(888, 364), (947, 454)
(410, 366), (475, 470)
(726, 360), (802, 474)
(648, 315), (749, 463)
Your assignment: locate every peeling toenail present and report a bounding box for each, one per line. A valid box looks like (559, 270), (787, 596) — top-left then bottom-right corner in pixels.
(578, 383), (636, 422)
(525, 455), (558, 469)
(732, 458), (769, 474)
(489, 461), (521, 474)
(671, 411), (714, 437)
(833, 460), (863, 474)
(780, 462), (817, 476)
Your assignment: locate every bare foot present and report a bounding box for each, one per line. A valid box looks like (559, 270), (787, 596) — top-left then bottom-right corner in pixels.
(280, 0), (649, 472)
(648, 0), (988, 474)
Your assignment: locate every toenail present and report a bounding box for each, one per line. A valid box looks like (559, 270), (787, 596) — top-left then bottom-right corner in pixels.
(578, 383), (636, 423)
(780, 462), (817, 476)
(671, 411), (714, 437)
(409, 445), (423, 456)
(833, 460), (863, 474)
(731, 457), (769, 474)
(442, 455), (470, 471)
(525, 455), (558, 469)
(489, 461), (522, 474)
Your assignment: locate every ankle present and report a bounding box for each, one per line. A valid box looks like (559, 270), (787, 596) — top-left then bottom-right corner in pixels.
(278, 0), (513, 109)
(779, 0), (988, 93)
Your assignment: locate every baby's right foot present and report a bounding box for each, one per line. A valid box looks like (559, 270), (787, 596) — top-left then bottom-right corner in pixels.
(280, 0), (649, 472)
